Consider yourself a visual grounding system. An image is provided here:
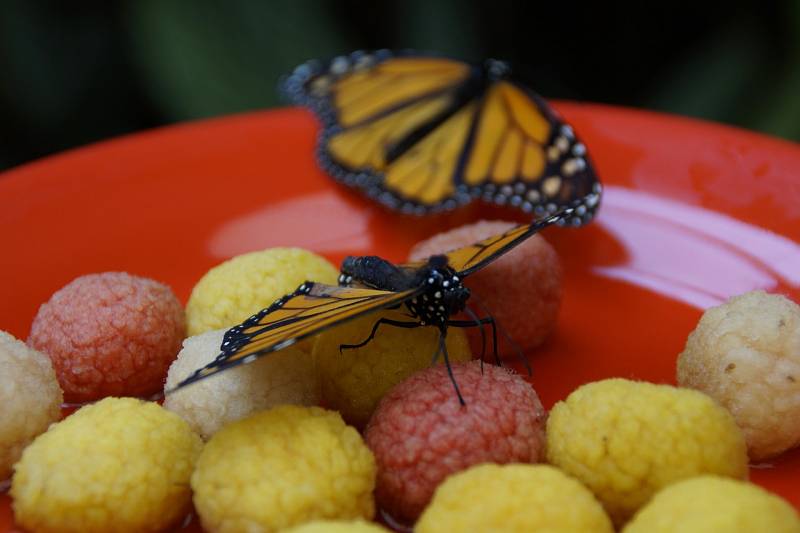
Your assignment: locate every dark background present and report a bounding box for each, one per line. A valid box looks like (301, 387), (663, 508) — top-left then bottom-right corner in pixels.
(1, 0), (798, 171)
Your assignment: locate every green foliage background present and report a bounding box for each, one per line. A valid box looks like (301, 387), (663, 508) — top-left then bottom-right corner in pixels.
(0, 0), (798, 170)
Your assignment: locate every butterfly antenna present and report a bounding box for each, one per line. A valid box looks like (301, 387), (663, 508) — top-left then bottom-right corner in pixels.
(439, 330), (465, 406)
(470, 294), (532, 376)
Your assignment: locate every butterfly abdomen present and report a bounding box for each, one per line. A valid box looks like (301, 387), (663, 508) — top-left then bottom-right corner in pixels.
(340, 255), (419, 292)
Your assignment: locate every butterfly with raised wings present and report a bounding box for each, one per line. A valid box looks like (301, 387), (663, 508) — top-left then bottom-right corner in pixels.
(283, 49), (602, 222)
(174, 201), (592, 402)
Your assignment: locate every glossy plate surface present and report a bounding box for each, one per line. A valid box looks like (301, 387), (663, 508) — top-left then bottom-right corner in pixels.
(1, 105), (799, 530)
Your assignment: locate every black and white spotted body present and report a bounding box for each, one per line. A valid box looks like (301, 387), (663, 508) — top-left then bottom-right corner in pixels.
(339, 254), (469, 329)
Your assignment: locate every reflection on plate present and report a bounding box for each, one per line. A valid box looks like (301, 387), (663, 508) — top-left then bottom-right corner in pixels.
(1, 105), (799, 531)
(597, 185), (800, 309)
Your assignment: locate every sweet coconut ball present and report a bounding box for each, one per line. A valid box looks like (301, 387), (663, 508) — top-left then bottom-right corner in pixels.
(283, 520), (391, 533)
(186, 247), (338, 336)
(314, 308), (472, 429)
(11, 397), (203, 533)
(364, 360), (547, 525)
(409, 220), (562, 358)
(164, 327), (320, 440)
(546, 378), (749, 526)
(0, 331), (63, 481)
(623, 476), (800, 533)
(192, 405), (376, 533)
(678, 290), (800, 460)
(27, 272), (186, 403)
(416, 464), (613, 533)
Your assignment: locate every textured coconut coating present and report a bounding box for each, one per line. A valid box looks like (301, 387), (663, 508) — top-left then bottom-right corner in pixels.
(283, 520), (391, 533)
(364, 360), (546, 525)
(192, 405), (376, 533)
(547, 378), (749, 526)
(11, 397), (202, 533)
(409, 220), (561, 357)
(186, 247), (338, 336)
(0, 331), (62, 480)
(314, 308), (472, 429)
(28, 272), (185, 402)
(164, 328), (320, 439)
(416, 464), (613, 533)
(678, 290), (800, 460)
(623, 476), (800, 533)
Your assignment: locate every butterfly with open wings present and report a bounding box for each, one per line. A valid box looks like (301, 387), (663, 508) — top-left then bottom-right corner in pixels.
(174, 200), (596, 403)
(283, 49), (601, 222)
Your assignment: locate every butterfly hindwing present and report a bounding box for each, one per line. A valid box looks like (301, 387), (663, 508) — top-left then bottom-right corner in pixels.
(176, 282), (421, 388)
(284, 50), (601, 222)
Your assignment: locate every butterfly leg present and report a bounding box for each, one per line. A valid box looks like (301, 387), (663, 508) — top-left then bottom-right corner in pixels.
(464, 307), (488, 368)
(468, 295), (531, 376)
(438, 329), (465, 406)
(447, 313), (500, 369)
(339, 317), (420, 353)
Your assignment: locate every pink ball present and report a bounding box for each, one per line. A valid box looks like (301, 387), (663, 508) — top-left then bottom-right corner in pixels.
(409, 220), (562, 359)
(28, 272), (185, 403)
(364, 360), (546, 525)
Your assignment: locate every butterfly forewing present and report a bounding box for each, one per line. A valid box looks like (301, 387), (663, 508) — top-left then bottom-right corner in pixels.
(460, 81), (597, 214)
(400, 207), (577, 277)
(176, 282), (421, 388)
(331, 57), (471, 127)
(326, 92), (462, 173)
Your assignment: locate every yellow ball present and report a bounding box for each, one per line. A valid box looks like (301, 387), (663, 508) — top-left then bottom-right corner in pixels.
(416, 463), (613, 533)
(186, 247), (338, 336)
(282, 520), (391, 532)
(11, 397), (202, 533)
(546, 378), (748, 526)
(313, 308), (472, 428)
(192, 405), (376, 533)
(623, 476), (800, 532)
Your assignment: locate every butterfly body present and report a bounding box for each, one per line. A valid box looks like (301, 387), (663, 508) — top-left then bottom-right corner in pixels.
(284, 50), (601, 221)
(340, 254), (470, 328)
(174, 205), (588, 392)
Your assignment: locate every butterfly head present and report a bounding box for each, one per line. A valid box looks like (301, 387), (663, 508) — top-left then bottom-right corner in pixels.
(484, 58), (511, 81)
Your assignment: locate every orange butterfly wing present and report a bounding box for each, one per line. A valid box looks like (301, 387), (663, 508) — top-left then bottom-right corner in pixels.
(284, 51), (601, 222)
(175, 282), (420, 388)
(401, 204), (592, 277)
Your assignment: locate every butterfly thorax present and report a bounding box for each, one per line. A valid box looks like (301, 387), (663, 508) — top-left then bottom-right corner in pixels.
(405, 257), (470, 327)
(339, 254), (469, 328)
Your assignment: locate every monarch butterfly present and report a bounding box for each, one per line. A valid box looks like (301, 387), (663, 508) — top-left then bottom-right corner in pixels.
(174, 199), (598, 402)
(283, 49), (601, 223)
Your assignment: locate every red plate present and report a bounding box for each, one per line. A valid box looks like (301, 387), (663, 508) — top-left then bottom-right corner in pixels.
(1, 105), (799, 531)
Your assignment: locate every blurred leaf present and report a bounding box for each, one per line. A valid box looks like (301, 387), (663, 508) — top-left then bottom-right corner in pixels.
(0, 3), (117, 124)
(644, 21), (766, 124)
(395, 0), (482, 59)
(0, 3), (156, 170)
(748, 0), (800, 140)
(125, 0), (353, 120)
(749, 68), (800, 140)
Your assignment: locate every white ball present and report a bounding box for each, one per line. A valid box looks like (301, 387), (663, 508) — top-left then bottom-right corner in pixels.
(0, 330), (63, 480)
(678, 290), (800, 460)
(164, 328), (320, 439)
